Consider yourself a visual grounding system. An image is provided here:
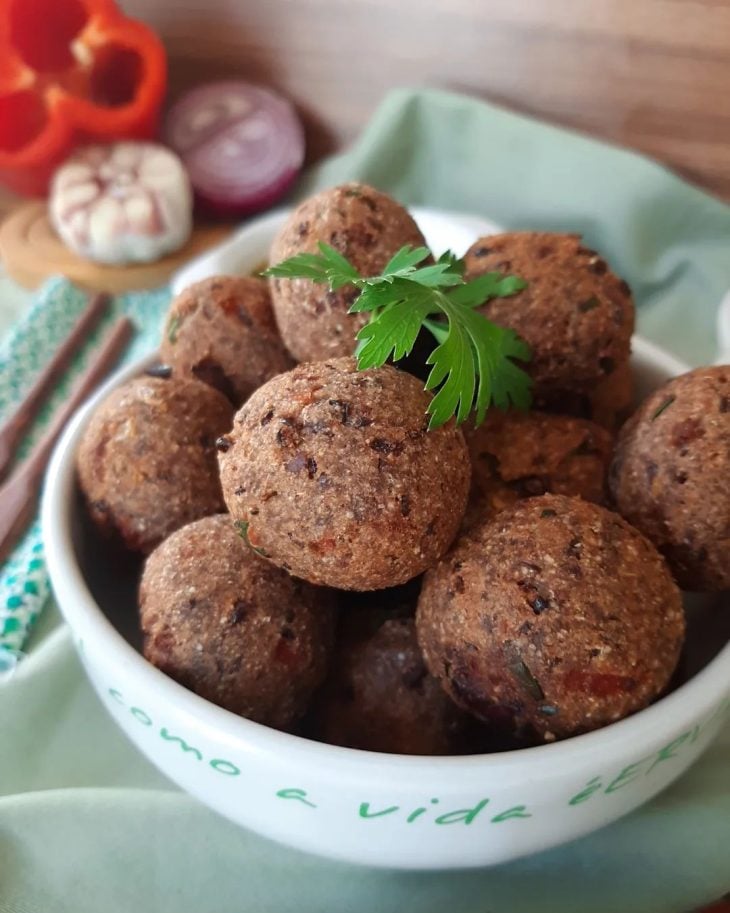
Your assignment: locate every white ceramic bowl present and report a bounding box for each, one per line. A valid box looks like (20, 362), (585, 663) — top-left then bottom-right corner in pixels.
(42, 210), (730, 870)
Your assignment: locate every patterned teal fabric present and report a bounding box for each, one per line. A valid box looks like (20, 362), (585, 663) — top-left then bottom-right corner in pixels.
(0, 278), (171, 658)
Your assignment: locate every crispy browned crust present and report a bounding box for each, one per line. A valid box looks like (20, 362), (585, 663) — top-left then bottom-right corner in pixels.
(610, 365), (730, 590)
(77, 375), (234, 554)
(311, 613), (477, 755)
(269, 183), (427, 361)
(464, 409), (614, 527)
(416, 494), (684, 742)
(218, 358), (471, 590)
(160, 275), (293, 406)
(139, 514), (336, 728)
(464, 232), (634, 394)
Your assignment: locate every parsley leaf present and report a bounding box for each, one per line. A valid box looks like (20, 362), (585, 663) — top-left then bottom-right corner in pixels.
(380, 245), (433, 277)
(448, 272), (528, 307)
(356, 284), (435, 368)
(264, 243), (532, 428)
(264, 241), (360, 289)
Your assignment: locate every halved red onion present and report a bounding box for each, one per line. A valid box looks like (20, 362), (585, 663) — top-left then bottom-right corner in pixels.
(164, 81), (305, 217)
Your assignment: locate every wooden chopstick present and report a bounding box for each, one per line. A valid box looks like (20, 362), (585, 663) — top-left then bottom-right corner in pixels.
(0, 316), (133, 566)
(0, 291), (110, 483)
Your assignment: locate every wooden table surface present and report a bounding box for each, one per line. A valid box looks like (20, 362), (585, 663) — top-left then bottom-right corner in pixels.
(121, 0), (730, 200)
(0, 0), (728, 216)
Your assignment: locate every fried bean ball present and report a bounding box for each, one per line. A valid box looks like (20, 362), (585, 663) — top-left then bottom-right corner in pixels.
(416, 495), (684, 742)
(535, 358), (635, 431)
(139, 514), (336, 728)
(465, 410), (613, 522)
(217, 357), (471, 590)
(312, 609), (475, 755)
(77, 375), (233, 554)
(463, 232), (634, 395)
(610, 365), (730, 591)
(268, 183), (427, 361)
(159, 276), (293, 406)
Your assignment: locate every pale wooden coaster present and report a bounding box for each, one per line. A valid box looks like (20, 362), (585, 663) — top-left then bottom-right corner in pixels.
(0, 202), (233, 293)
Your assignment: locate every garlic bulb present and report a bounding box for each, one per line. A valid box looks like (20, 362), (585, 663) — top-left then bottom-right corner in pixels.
(50, 142), (193, 266)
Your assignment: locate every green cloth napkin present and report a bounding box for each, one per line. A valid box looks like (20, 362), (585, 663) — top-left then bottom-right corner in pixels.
(1, 87), (729, 912)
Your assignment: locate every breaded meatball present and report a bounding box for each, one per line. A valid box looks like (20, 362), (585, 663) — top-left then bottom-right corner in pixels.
(312, 609), (474, 755)
(535, 358), (635, 431)
(465, 410), (613, 521)
(463, 233), (634, 394)
(268, 183), (427, 361)
(159, 276), (293, 405)
(76, 375), (233, 554)
(417, 495), (684, 741)
(610, 366), (730, 591)
(139, 514), (336, 728)
(583, 358), (634, 429)
(217, 357), (471, 590)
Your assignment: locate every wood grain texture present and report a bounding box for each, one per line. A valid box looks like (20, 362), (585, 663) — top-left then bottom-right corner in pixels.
(0, 202), (232, 291)
(121, 0), (730, 200)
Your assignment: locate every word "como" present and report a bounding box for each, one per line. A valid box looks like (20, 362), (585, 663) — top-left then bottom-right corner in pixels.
(107, 687), (241, 777)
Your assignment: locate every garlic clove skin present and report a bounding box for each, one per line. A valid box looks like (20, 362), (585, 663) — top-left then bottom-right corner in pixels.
(50, 142), (193, 266)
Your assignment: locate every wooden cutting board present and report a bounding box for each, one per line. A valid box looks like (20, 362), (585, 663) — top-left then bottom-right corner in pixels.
(0, 201), (233, 293)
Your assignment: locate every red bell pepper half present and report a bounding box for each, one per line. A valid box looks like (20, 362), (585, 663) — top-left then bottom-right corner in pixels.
(0, 0), (166, 195)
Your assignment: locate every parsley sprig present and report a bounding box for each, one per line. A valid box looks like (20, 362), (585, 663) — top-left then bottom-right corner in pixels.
(265, 243), (532, 428)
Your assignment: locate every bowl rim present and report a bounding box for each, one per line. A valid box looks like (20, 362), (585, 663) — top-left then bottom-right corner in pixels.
(42, 340), (730, 779)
